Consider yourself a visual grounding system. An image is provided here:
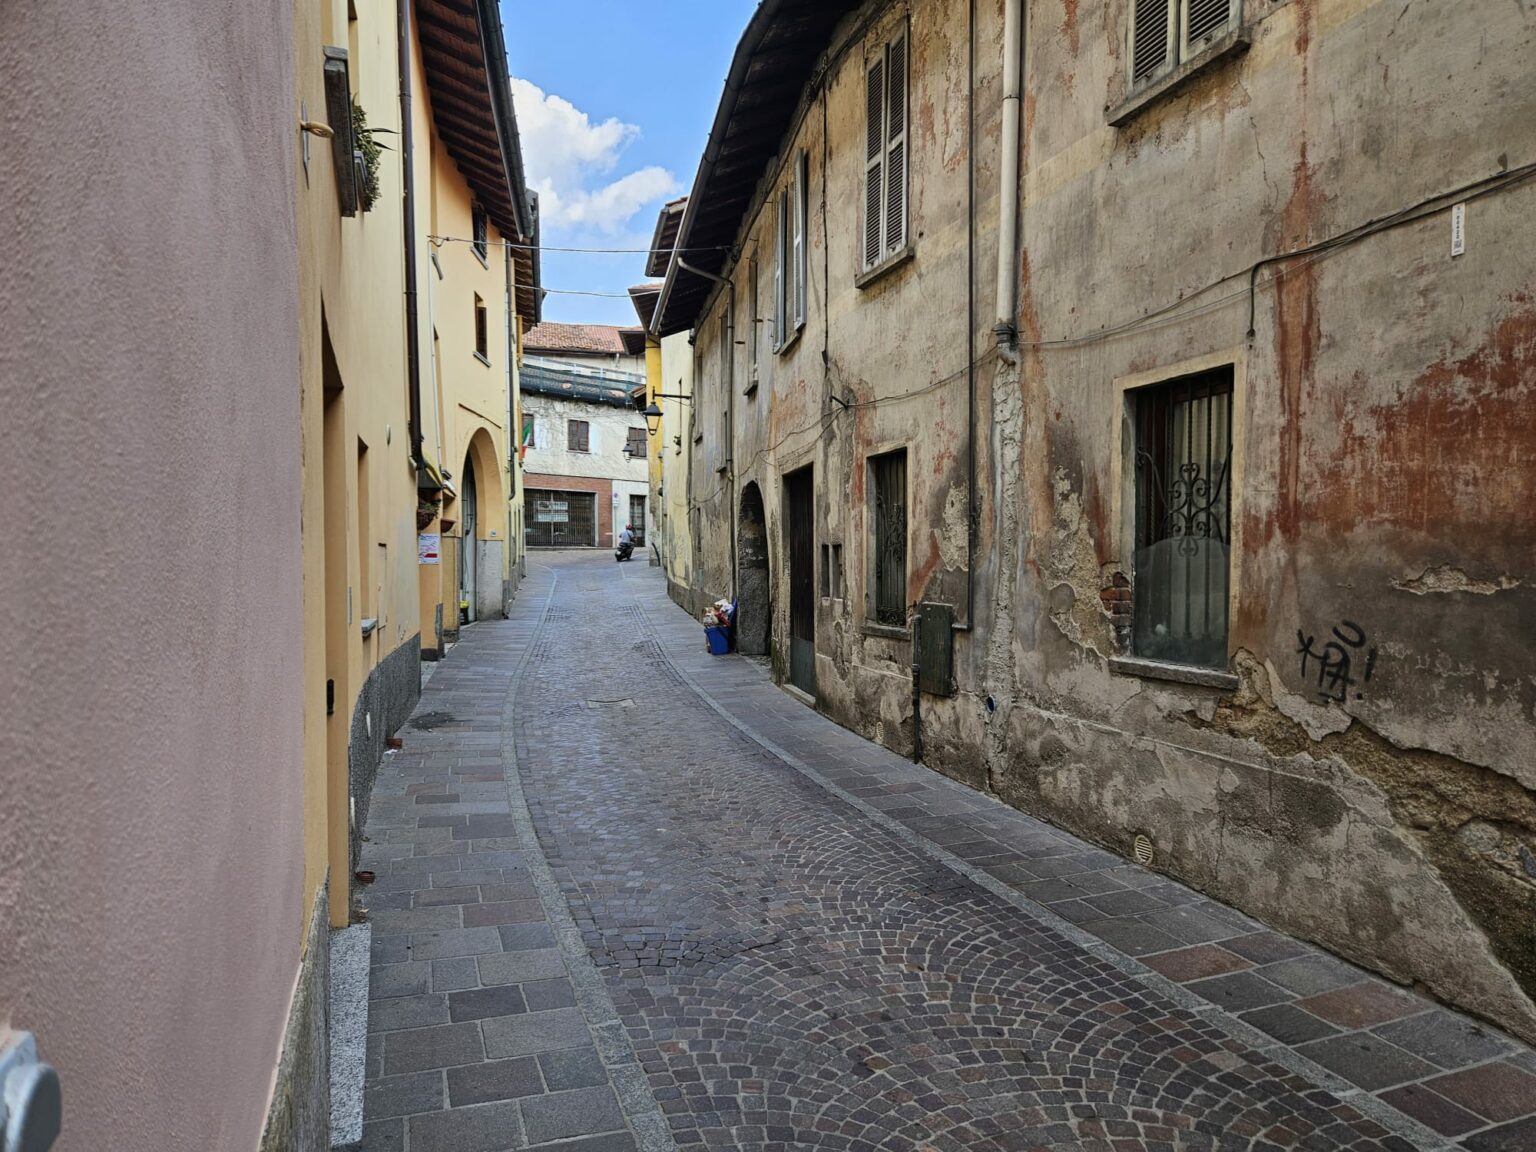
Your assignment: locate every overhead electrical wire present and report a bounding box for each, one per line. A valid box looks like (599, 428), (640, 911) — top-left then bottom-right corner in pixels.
(429, 234), (730, 256)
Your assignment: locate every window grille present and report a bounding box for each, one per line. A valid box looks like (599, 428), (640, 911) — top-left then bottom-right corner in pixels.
(567, 419), (589, 453)
(1132, 368), (1233, 668)
(870, 449), (908, 627)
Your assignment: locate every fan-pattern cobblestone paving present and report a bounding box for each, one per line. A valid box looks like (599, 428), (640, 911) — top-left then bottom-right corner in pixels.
(356, 554), (1536, 1152)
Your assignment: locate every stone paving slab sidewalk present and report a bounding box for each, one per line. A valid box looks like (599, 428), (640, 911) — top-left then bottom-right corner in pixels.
(629, 571), (1536, 1151)
(355, 567), (668, 1152)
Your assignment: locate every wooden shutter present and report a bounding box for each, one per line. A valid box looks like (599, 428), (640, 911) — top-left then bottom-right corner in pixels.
(793, 151), (807, 327)
(864, 52), (885, 269)
(1183, 0), (1237, 57)
(1130, 0), (1175, 86)
(748, 257), (759, 377)
(773, 191), (786, 345)
(884, 32), (907, 256)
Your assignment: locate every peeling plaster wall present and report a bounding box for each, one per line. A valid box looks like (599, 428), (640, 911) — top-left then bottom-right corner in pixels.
(682, 0), (1536, 1042)
(968, 0), (1536, 1040)
(682, 0), (1007, 707)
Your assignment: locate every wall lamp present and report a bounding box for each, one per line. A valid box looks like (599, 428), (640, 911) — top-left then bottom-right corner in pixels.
(642, 393), (693, 438)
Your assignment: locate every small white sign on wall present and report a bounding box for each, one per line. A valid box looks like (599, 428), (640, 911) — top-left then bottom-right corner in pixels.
(418, 533), (441, 565)
(1451, 203), (1466, 257)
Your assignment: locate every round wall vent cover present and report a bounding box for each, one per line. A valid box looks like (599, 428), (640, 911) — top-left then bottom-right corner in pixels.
(1133, 834), (1155, 866)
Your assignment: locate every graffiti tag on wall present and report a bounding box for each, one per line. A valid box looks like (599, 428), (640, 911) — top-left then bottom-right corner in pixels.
(1297, 620), (1378, 704)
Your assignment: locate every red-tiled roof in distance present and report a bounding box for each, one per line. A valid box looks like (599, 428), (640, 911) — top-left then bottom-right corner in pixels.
(523, 322), (638, 356)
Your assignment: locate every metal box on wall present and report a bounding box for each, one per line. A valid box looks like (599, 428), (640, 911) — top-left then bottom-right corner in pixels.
(915, 602), (955, 697)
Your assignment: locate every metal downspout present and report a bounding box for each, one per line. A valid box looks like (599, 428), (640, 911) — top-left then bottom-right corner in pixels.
(995, 0), (1024, 359)
(398, 0), (424, 468)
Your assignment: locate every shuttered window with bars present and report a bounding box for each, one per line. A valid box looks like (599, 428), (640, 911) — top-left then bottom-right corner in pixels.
(863, 28), (908, 271)
(1128, 0), (1240, 91)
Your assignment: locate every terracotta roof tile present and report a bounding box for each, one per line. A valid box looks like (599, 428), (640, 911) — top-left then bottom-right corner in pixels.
(522, 322), (638, 356)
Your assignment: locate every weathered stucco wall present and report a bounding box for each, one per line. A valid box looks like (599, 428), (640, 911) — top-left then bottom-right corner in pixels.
(958, 0), (1536, 1041)
(679, 0), (1536, 1041)
(685, 0), (1005, 709)
(0, 2), (308, 1148)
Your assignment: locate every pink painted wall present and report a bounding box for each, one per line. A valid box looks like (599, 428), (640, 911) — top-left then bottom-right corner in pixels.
(0, 4), (305, 1150)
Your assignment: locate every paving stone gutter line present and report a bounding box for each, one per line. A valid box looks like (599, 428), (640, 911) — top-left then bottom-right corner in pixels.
(501, 567), (679, 1152)
(628, 584), (1462, 1152)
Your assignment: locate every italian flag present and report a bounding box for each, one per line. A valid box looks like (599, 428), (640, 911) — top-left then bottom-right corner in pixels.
(519, 415), (534, 462)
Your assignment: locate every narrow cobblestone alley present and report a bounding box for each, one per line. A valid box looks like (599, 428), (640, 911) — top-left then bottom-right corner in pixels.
(358, 554), (1536, 1152)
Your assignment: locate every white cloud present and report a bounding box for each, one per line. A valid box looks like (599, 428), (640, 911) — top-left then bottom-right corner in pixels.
(511, 77), (681, 235)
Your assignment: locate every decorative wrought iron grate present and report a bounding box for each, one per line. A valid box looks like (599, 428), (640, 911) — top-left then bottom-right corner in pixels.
(1132, 369), (1233, 668)
(872, 450), (908, 627)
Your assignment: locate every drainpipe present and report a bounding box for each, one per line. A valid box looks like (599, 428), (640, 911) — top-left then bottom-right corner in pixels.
(398, 0), (424, 467)
(956, 0), (979, 632)
(994, 0), (1024, 362)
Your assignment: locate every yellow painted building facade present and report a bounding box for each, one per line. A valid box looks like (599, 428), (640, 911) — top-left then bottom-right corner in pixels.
(407, 16), (538, 655)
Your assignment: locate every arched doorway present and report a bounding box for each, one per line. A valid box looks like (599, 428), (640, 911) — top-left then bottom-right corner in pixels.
(738, 483), (770, 656)
(460, 451), (479, 623)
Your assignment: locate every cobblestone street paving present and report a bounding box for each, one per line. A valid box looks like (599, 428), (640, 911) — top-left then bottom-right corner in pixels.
(359, 553), (1536, 1152)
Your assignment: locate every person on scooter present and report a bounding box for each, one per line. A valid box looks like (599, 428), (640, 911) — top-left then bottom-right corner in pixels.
(616, 523), (635, 562)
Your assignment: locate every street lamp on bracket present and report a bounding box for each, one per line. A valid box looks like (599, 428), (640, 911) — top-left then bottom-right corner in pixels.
(642, 393), (692, 439)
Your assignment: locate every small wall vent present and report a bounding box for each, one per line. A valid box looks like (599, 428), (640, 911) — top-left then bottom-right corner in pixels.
(1133, 834), (1155, 867)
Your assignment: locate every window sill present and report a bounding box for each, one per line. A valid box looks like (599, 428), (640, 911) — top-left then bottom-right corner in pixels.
(1106, 29), (1251, 128)
(743, 375), (759, 398)
(862, 621), (910, 642)
(773, 325), (804, 358)
(473, 351), (491, 367)
(1109, 656), (1238, 691)
(360, 617), (379, 640)
(472, 248), (489, 269)
(855, 245), (915, 291)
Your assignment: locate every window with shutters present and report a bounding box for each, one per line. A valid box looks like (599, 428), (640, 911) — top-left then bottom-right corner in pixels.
(473, 294), (489, 363)
(773, 191), (786, 348)
(567, 419), (589, 453)
(773, 154), (808, 352)
(862, 28), (908, 273)
(1127, 0), (1242, 93)
(747, 256), (760, 388)
(792, 151), (807, 330)
(625, 427), (646, 458)
(472, 203), (488, 262)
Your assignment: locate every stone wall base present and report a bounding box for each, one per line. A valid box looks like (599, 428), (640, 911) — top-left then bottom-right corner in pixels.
(258, 884), (330, 1152)
(348, 635), (422, 867)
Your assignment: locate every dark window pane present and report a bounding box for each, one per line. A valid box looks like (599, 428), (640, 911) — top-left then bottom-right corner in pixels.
(1133, 368), (1233, 668)
(871, 449), (907, 627)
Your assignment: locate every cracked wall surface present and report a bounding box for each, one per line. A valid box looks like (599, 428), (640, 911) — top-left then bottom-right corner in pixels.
(674, 0), (1536, 1042)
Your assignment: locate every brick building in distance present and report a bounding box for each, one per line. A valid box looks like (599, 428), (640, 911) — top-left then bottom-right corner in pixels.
(520, 322), (652, 550)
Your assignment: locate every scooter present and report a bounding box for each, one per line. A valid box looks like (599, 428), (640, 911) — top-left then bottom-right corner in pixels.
(615, 540), (634, 562)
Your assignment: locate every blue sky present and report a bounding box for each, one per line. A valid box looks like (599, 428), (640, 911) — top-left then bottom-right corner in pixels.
(502, 1), (758, 326)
